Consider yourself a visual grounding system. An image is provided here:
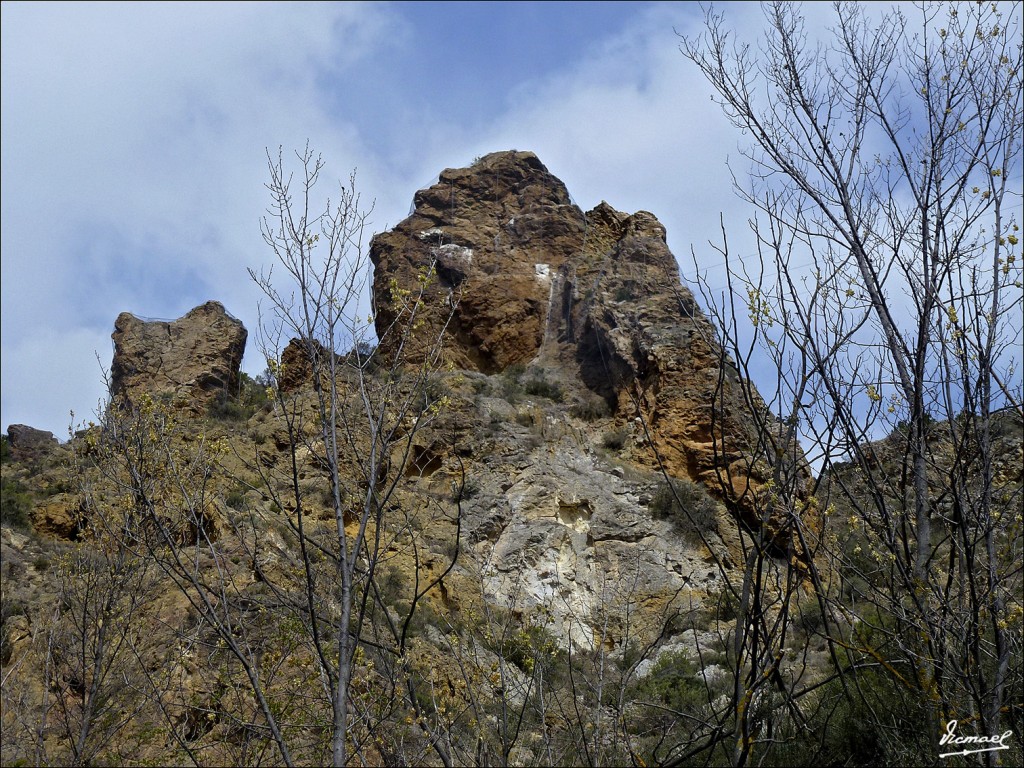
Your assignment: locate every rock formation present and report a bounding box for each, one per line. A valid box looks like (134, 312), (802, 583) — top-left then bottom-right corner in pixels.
(371, 150), (813, 560)
(110, 301), (247, 411)
(2, 151), (1011, 767)
(371, 150), (583, 373)
(5, 425), (58, 463)
(277, 337), (340, 395)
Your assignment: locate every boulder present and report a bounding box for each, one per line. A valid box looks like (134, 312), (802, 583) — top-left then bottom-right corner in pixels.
(110, 301), (247, 412)
(6, 424), (58, 462)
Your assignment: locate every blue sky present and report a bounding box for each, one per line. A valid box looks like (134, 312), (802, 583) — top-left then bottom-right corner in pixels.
(3, 2), (1018, 443)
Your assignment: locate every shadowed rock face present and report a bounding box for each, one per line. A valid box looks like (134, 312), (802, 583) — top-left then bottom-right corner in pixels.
(371, 150), (814, 561)
(5, 425), (58, 462)
(110, 301), (247, 411)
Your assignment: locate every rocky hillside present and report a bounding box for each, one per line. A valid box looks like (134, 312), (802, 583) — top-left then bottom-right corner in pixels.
(4, 151), (1015, 767)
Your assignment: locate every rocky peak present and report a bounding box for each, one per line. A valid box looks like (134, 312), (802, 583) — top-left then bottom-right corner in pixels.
(369, 151), (683, 379)
(110, 301), (247, 411)
(371, 150), (813, 560)
(371, 150), (587, 373)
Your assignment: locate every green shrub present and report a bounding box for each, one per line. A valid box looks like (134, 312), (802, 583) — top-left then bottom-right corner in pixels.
(0, 436), (9, 464)
(496, 366), (565, 403)
(421, 374), (450, 407)
(208, 372), (273, 422)
(226, 488), (247, 511)
(602, 427), (629, 450)
(649, 477), (720, 544)
(347, 341), (379, 373)
(208, 391), (249, 422)
(523, 376), (563, 402)
(497, 622), (564, 677)
(497, 365), (526, 403)
(44, 479), (71, 497)
(1, 477), (32, 529)
(764, 664), (932, 767)
(614, 282), (637, 302)
(634, 649), (725, 715)
(243, 370), (274, 408)
(571, 395), (611, 421)
(793, 602), (824, 636)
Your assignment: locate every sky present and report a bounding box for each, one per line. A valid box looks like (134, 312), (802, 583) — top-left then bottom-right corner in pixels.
(0, 0), (752, 437)
(2, 1), (1020, 444)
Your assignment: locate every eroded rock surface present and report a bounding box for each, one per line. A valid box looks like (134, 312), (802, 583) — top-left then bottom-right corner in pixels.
(6, 425), (58, 462)
(371, 151), (813, 561)
(371, 150), (586, 373)
(110, 301), (247, 411)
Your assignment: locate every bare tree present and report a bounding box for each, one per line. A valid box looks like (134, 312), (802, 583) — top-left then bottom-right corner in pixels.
(27, 145), (462, 767)
(248, 144), (459, 766)
(682, 1), (1022, 763)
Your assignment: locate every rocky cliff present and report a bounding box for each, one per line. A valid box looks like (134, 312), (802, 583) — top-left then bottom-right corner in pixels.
(371, 150), (580, 373)
(7, 153), (811, 641)
(110, 301), (247, 411)
(2, 151), (1018, 768)
(371, 151), (812, 561)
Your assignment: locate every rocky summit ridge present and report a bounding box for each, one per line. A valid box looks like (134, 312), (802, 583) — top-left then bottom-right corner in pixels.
(4, 150), (815, 628)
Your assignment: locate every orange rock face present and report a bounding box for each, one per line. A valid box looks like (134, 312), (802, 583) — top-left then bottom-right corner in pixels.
(371, 150), (815, 561)
(371, 151), (587, 372)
